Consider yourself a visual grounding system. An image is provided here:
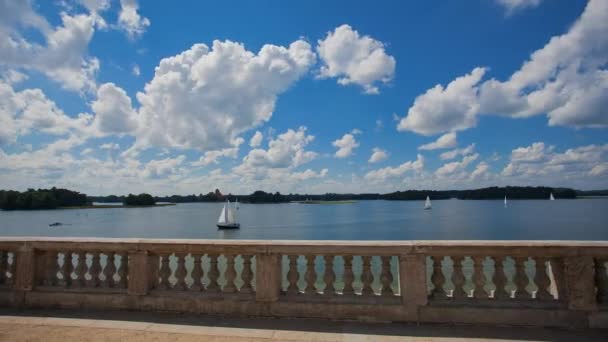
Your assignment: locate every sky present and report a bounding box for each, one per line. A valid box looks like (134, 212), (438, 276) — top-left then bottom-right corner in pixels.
(0, 0), (607, 196)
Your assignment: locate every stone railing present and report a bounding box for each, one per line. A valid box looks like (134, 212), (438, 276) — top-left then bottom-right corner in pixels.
(0, 238), (607, 328)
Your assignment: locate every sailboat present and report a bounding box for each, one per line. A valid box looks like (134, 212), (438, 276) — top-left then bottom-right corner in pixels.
(217, 200), (240, 229)
(504, 196), (507, 207)
(550, 193), (555, 201)
(424, 196), (432, 210)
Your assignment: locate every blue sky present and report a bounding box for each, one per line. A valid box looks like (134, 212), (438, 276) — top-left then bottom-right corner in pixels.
(0, 0), (607, 195)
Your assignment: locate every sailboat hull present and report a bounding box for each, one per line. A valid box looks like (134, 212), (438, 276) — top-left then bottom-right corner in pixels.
(217, 223), (240, 229)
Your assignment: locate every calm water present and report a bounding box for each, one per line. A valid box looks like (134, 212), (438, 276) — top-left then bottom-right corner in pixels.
(1, 199), (607, 240)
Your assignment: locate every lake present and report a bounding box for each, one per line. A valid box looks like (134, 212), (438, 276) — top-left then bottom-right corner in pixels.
(1, 199), (607, 240)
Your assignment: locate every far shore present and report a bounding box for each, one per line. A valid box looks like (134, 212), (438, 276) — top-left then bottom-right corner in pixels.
(60, 203), (177, 209)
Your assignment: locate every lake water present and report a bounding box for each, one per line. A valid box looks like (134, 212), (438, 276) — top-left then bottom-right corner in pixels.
(1, 199), (607, 240)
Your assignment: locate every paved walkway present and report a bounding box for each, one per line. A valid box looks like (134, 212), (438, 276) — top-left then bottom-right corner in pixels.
(0, 309), (605, 341)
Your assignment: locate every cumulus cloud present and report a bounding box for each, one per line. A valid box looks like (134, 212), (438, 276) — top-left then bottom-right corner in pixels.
(134, 39), (315, 152)
(332, 133), (359, 158)
(249, 131), (263, 147)
(364, 154), (424, 182)
(0, 80), (91, 144)
(0, 2), (99, 92)
(418, 132), (458, 150)
(91, 83), (138, 135)
(470, 161), (490, 179)
(496, 0), (542, 15)
(192, 138), (244, 167)
(440, 143), (476, 160)
(317, 24), (395, 94)
(397, 68), (486, 135)
(118, 0), (150, 39)
(368, 148), (388, 163)
(398, 0), (608, 135)
(502, 142), (608, 182)
(435, 153), (479, 177)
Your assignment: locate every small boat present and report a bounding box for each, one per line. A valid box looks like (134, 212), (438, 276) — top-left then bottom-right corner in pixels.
(424, 196), (432, 210)
(504, 196), (507, 208)
(49, 222), (62, 227)
(217, 200), (240, 229)
(550, 193), (555, 201)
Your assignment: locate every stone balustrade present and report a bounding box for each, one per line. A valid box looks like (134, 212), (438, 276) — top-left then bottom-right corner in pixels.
(0, 238), (606, 328)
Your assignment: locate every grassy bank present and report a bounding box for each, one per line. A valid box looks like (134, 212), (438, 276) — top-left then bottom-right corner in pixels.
(293, 200), (357, 204)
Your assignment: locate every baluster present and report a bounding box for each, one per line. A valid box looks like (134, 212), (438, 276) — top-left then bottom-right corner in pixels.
(102, 252), (116, 288)
(286, 255), (299, 295)
(534, 257), (552, 300)
(361, 256), (374, 296)
(342, 255), (355, 296)
(451, 256), (466, 299)
(0, 251), (8, 284)
(74, 252), (87, 288)
(323, 255), (336, 296)
(240, 255), (253, 293)
(594, 258), (608, 303)
(304, 255), (317, 295)
(472, 256), (487, 299)
(116, 252), (128, 289)
(173, 253), (187, 290)
(380, 256), (393, 296)
(430, 256), (446, 299)
(207, 254), (220, 292)
(6, 252), (16, 286)
(492, 256), (509, 300)
(190, 254), (204, 291)
(513, 257), (530, 299)
(60, 252), (74, 288)
(88, 252), (102, 288)
(44, 251), (58, 286)
(224, 254), (237, 293)
(158, 253), (171, 290)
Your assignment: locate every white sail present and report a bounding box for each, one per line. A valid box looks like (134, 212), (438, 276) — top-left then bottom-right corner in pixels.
(227, 205), (236, 224)
(504, 196), (507, 207)
(217, 204), (227, 224)
(550, 193), (555, 201)
(424, 196), (431, 210)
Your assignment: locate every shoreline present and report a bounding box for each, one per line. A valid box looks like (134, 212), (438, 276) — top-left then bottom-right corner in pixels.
(59, 203), (177, 209)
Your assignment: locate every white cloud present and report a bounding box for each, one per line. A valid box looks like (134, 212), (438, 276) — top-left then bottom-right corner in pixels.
(351, 128), (362, 135)
(364, 154), (424, 182)
(397, 68), (486, 135)
(118, 0), (150, 39)
(398, 0), (608, 135)
(236, 127), (317, 171)
(91, 83), (138, 135)
(134, 39), (315, 152)
(132, 64), (140, 76)
(418, 132), (457, 150)
(368, 148), (388, 163)
(440, 143), (476, 160)
(0, 80), (91, 144)
(470, 162), (490, 180)
(193, 138), (244, 167)
(317, 24), (395, 94)
(100, 142), (119, 150)
(332, 133), (359, 158)
(0, 3), (99, 92)
(2, 70), (28, 84)
(249, 131), (263, 147)
(501, 143), (608, 186)
(496, 0), (542, 15)
(435, 153), (479, 177)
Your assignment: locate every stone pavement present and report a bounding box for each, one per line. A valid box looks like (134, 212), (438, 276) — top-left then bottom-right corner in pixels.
(0, 309), (605, 341)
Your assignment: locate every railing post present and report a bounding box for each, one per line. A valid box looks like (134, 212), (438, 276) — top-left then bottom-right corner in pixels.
(128, 250), (151, 295)
(256, 253), (281, 302)
(15, 245), (35, 291)
(563, 255), (597, 311)
(400, 254), (427, 306)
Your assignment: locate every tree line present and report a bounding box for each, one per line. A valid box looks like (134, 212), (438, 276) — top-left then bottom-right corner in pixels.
(1, 186), (580, 210)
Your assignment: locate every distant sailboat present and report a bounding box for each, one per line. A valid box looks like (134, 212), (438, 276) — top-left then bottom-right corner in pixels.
(235, 198), (240, 210)
(504, 196), (508, 207)
(550, 193), (555, 201)
(217, 200), (240, 229)
(424, 196), (432, 210)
